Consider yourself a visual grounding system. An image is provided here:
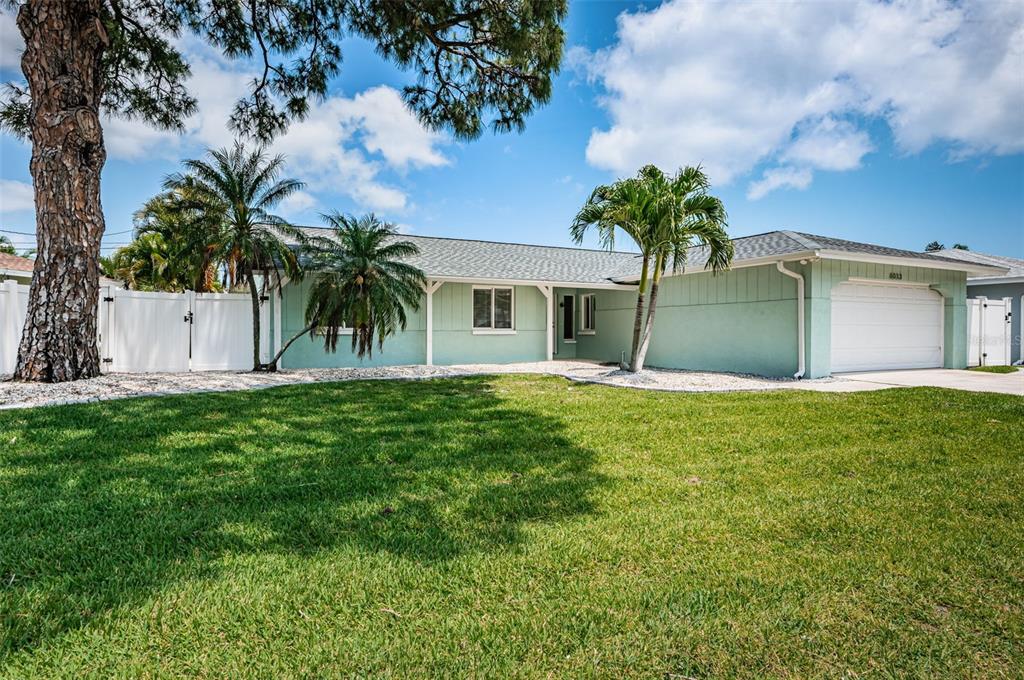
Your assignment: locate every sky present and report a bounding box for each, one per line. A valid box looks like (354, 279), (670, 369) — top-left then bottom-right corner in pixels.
(1, 0), (1022, 259)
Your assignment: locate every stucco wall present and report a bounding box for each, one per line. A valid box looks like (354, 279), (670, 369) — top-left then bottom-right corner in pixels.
(966, 282), (1023, 364)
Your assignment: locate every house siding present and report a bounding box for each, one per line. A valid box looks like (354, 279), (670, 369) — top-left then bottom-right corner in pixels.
(274, 280), (547, 368)
(273, 259), (969, 377)
(574, 265), (799, 377)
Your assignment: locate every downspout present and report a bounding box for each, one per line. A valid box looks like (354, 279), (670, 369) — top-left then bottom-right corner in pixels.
(776, 261), (806, 379)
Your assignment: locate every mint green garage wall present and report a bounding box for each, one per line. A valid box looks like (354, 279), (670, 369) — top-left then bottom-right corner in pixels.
(575, 264), (801, 377)
(275, 280), (548, 368)
(803, 260), (967, 378)
(574, 260), (968, 378)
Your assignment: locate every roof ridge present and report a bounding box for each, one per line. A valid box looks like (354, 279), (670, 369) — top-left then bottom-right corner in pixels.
(779, 230), (821, 250)
(939, 248), (1024, 266)
(296, 225), (641, 257)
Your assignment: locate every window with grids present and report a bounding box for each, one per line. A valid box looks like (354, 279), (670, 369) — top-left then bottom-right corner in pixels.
(472, 287), (514, 330)
(581, 294), (596, 332)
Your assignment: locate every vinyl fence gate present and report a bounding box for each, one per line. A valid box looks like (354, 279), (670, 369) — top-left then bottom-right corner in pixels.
(1, 281), (269, 374)
(966, 296), (1012, 367)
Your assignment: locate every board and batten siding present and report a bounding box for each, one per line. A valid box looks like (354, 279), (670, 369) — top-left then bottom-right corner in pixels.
(273, 280), (548, 368)
(575, 264), (801, 377)
(804, 260), (967, 378)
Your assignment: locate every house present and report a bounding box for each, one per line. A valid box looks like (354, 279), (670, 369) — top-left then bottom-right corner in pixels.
(0, 252), (36, 284)
(269, 230), (1006, 378)
(934, 248), (1023, 365)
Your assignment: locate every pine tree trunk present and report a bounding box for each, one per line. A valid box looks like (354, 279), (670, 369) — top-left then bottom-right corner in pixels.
(627, 254), (650, 372)
(633, 256), (664, 372)
(245, 266), (263, 371)
(13, 1), (108, 382)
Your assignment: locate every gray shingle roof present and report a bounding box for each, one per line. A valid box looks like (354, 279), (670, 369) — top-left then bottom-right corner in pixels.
(295, 227), (642, 285)
(933, 248), (1024, 280)
(291, 227), (1002, 284)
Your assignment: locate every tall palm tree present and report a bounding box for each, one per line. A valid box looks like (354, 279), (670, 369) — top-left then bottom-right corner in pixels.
(571, 177), (657, 370)
(632, 165), (732, 372)
(165, 143), (304, 371)
(266, 213), (426, 370)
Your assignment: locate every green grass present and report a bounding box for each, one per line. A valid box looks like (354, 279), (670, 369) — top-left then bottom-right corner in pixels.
(1, 377), (1022, 678)
(968, 365), (1020, 374)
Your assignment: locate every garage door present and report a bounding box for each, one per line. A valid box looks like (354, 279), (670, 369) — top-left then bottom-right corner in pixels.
(831, 281), (943, 373)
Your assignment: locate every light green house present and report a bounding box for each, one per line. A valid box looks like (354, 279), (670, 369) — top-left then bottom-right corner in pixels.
(269, 230), (1005, 378)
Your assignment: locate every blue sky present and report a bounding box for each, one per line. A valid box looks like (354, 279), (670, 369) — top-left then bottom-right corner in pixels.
(1, 1), (1022, 258)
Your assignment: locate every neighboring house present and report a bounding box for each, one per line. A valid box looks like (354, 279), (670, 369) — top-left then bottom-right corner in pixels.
(270, 230), (1005, 378)
(934, 248), (1023, 365)
(0, 252), (36, 284)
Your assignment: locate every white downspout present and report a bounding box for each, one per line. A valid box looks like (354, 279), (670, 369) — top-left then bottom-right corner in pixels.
(776, 261), (805, 379)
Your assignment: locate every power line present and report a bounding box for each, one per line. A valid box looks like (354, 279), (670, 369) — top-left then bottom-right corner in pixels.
(1, 227), (135, 237)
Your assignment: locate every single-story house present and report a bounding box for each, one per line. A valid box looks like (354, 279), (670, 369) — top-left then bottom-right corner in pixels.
(934, 248), (1023, 365)
(0, 252), (36, 284)
(268, 230), (1006, 378)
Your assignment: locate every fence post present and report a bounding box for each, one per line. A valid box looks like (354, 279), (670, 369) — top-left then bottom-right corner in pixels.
(2, 279), (21, 374)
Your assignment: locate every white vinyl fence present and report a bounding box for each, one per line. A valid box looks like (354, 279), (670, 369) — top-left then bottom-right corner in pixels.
(1, 281), (270, 374)
(1, 280), (29, 374)
(967, 297), (1012, 367)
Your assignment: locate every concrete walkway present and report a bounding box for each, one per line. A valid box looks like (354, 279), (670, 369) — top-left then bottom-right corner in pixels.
(837, 368), (1023, 396)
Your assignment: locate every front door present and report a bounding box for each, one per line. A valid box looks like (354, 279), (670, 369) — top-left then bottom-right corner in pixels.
(562, 295), (575, 342)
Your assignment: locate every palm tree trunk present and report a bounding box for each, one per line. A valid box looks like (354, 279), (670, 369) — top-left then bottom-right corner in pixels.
(245, 266), (263, 371)
(266, 322), (316, 371)
(627, 254), (650, 371)
(633, 254), (664, 372)
(13, 1), (108, 382)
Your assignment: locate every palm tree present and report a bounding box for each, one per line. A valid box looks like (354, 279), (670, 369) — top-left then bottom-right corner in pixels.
(133, 189), (228, 293)
(571, 177), (657, 370)
(165, 143), (304, 371)
(631, 165), (732, 372)
(106, 232), (179, 291)
(266, 213), (426, 370)
(0, 234), (17, 255)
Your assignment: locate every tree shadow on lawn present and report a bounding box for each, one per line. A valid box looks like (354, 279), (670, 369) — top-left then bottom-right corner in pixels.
(0, 376), (604, 656)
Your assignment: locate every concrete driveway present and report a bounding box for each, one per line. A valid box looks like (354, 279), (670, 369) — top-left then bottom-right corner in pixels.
(837, 368), (1023, 395)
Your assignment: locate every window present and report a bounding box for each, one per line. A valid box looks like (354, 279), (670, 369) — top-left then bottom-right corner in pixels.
(580, 294), (596, 333)
(472, 286), (514, 332)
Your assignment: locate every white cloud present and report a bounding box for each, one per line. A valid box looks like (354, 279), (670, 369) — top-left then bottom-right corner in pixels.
(746, 167), (813, 201)
(276, 190), (319, 220)
(0, 11), (22, 70)
(337, 86), (448, 170)
(271, 89), (448, 213)
(578, 0), (1024, 198)
(0, 179), (33, 213)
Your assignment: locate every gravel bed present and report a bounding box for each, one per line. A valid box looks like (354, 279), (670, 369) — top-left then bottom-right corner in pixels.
(0, 360), (848, 410)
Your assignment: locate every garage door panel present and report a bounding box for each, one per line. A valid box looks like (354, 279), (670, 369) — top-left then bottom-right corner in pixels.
(831, 281), (943, 373)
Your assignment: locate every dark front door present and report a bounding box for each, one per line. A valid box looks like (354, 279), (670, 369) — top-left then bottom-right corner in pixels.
(562, 295), (574, 341)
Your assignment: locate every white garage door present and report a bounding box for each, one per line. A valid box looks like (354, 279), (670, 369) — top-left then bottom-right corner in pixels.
(831, 281), (943, 373)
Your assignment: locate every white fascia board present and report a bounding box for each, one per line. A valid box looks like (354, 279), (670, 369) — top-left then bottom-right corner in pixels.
(816, 249), (1009, 276)
(611, 251), (817, 283)
(966, 275), (1024, 286)
(430, 275), (636, 290)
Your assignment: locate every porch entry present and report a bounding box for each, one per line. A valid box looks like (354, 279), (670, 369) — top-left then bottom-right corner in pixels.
(562, 294), (575, 342)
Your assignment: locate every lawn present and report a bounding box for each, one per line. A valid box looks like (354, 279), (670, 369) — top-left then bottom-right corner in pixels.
(1, 376), (1021, 678)
(969, 365), (1020, 374)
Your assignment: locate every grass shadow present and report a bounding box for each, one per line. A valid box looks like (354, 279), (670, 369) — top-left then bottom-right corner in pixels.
(0, 376), (603, 656)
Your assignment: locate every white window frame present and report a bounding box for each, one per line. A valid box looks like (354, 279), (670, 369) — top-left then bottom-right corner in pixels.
(314, 322), (353, 336)
(579, 293), (596, 334)
(471, 285), (516, 334)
